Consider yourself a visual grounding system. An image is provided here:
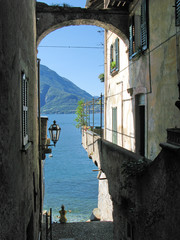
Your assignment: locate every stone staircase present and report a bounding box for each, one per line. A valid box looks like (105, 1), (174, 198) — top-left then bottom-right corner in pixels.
(43, 221), (113, 240)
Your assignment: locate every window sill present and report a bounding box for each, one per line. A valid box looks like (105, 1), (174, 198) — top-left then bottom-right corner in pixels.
(129, 48), (147, 60)
(21, 141), (32, 152)
(110, 68), (119, 77)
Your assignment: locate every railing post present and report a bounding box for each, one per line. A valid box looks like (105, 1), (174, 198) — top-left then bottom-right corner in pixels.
(93, 98), (94, 152)
(46, 212), (48, 240)
(86, 102), (88, 146)
(82, 102), (84, 136)
(50, 208), (52, 240)
(100, 93), (103, 139)
(89, 104), (90, 126)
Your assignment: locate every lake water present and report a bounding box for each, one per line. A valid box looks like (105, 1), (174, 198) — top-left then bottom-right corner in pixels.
(43, 114), (99, 222)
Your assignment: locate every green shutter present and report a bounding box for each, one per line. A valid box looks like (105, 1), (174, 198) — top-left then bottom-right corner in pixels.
(115, 38), (119, 71)
(141, 0), (148, 51)
(110, 44), (113, 73)
(176, 0), (180, 26)
(22, 72), (28, 146)
(129, 17), (134, 59)
(112, 107), (117, 144)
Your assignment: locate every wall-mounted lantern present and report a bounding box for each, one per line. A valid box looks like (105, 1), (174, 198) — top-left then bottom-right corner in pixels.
(48, 120), (61, 146)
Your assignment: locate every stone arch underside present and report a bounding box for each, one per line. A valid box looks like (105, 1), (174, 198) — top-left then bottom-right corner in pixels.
(36, 6), (129, 46)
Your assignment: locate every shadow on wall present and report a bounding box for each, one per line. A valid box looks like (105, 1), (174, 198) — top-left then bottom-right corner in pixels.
(99, 138), (180, 240)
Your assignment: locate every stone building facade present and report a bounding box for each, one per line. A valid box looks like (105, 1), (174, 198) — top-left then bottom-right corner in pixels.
(103, 0), (180, 160)
(1, 0), (180, 239)
(0, 1), (41, 239)
(83, 0), (180, 239)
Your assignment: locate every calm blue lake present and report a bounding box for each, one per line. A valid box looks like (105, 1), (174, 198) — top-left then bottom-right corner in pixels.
(43, 114), (99, 222)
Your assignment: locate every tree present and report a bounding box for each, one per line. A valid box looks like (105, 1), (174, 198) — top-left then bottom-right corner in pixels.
(74, 99), (88, 128)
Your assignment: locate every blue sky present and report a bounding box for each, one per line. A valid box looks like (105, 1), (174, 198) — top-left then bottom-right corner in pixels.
(37, 0), (104, 97)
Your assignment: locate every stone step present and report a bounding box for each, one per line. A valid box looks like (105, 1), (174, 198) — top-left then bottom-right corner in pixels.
(52, 221), (113, 240)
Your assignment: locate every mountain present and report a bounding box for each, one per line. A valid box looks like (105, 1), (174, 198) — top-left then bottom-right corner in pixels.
(40, 64), (93, 114)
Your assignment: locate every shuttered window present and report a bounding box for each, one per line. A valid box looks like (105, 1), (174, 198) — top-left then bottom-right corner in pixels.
(115, 38), (119, 71)
(176, 0), (180, 26)
(129, 0), (148, 59)
(110, 38), (119, 74)
(22, 72), (28, 146)
(129, 20), (134, 57)
(129, 16), (135, 58)
(141, 0), (148, 50)
(112, 107), (117, 144)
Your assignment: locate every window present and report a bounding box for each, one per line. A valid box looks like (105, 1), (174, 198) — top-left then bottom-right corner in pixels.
(110, 38), (119, 74)
(176, 0), (180, 26)
(22, 72), (28, 146)
(129, 0), (148, 59)
(135, 94), (145, 156)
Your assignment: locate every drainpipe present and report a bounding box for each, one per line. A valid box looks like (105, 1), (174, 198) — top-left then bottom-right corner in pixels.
(93, 98), (94, 152)
(104, 30), (108, 140)
(100, 93), (103, 139)
(37, 58), (42, 240)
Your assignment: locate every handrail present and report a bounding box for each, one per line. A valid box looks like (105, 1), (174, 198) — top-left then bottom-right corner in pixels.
(46, 208), (52, 240)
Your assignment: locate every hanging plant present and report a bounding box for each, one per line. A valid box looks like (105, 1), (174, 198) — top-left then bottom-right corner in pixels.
(98, 73), (104, 82)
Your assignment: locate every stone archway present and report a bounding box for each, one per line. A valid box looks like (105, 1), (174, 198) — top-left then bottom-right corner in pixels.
(36, 3), (129, 46)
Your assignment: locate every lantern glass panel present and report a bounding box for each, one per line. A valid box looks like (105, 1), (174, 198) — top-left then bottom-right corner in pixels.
(48, 120), (61, 145)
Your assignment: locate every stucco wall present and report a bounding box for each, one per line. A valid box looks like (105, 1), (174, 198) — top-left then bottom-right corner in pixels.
(0, 1), (40, 239)
(82, 129), (180, 239)
(98, 138), (180, 240)
(82, 130), (113, 221)
(104, 0), (180, 160)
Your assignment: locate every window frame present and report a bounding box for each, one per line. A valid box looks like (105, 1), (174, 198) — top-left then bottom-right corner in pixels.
(175, 0), (180, 26)
(129, 0), (148, 59)
(110, 38), (119, 74)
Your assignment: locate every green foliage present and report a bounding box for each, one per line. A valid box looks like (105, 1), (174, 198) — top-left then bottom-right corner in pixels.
(61, 3), (72, 7)
(98, 73), (104, 82)
(74, 99), (88, 128)
(110, 61), (116, 70)
(51, 3), (72, 7)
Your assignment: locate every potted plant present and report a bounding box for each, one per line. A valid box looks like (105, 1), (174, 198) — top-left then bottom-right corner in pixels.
(98, 73), (104, 82)
(110, 61), (116, 71)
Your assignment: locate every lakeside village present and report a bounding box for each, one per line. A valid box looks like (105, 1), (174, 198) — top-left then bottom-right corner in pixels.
(1, 0), (180, 239)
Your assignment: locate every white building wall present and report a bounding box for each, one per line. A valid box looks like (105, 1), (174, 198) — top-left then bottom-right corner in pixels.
(105, 30), (135, 152)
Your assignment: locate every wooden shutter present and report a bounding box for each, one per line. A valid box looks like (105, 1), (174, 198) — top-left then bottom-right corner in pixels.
(129, 17), (135, 59)
(141, 0), (148, 51)
(135, 15), (141, 51)
(22, 72), (28, 146)
(129, 22), (133, 58)
(176, 0), (180, 26)
(115, 38), (119, 71)
(110, 44), (113, 72)
(112, 107), (117, 144)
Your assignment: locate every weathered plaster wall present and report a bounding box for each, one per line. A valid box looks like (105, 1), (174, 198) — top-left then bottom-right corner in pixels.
(0, 1), (40, 239)
(105, 0), (180, 160)
(129, 0), (180, 159)
(36, 2), (129, 45)
(98, 138), (180, 240)
(82, 131), (113, 221)
(105, 32), (134, 150)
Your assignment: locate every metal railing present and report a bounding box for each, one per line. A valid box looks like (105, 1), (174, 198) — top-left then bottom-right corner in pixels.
(83, 93), (104, 139)
(46, 208), (52, 240)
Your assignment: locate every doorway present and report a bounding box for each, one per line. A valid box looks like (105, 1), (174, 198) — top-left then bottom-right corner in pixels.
(135, 94), (145, 156)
